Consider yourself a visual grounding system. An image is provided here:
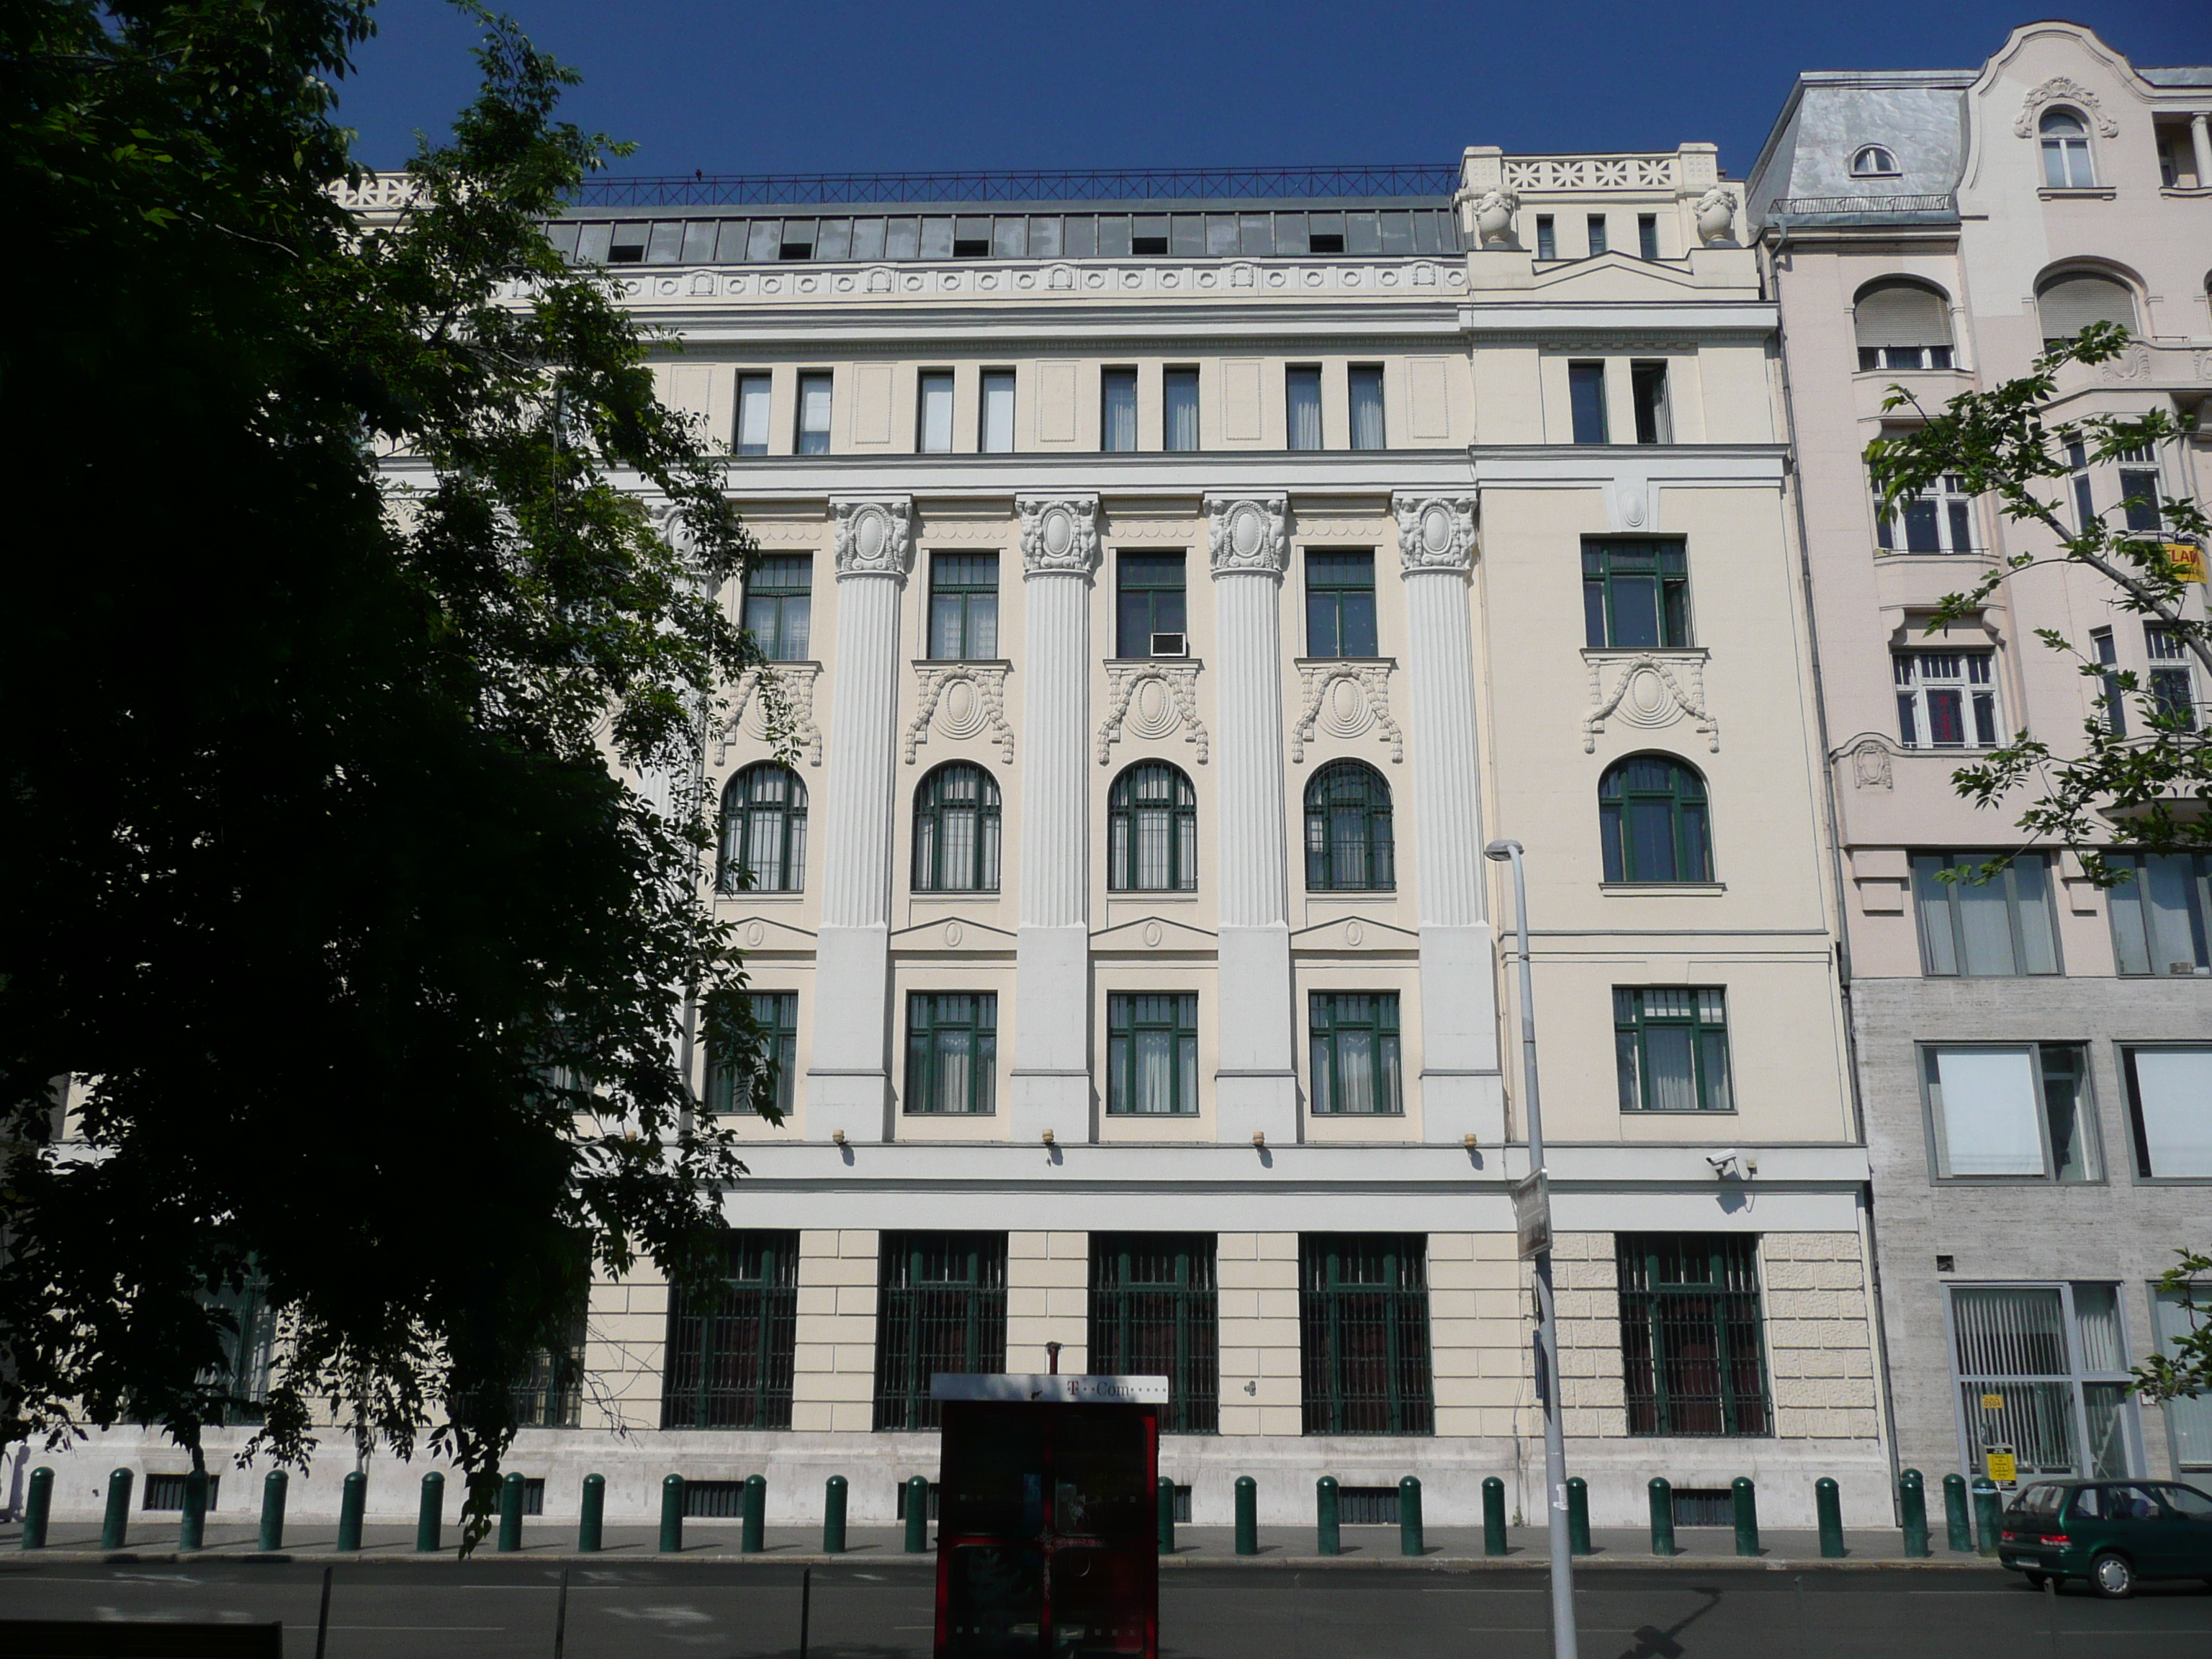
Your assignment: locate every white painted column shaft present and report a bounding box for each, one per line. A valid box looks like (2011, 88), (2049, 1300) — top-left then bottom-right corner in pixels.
(2193, 113), (2212, 192)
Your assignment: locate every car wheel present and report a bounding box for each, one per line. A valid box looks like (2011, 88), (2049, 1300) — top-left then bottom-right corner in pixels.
(2023, 1570), (2047, 1590)
(2090, 1553), (2134, 1599)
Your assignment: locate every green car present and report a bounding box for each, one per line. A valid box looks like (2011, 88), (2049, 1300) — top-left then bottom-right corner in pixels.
(1998, 1479), (2212, 1597)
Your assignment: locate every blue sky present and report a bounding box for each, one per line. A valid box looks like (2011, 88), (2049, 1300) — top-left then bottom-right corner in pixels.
(336, 2), (2210, 181)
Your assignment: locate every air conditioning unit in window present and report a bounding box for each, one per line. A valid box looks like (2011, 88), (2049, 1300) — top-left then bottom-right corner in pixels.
(1151, 632), (1187, 657)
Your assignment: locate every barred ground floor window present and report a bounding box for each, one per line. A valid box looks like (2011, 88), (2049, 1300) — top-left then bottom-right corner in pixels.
(1617, 1233), (1771, 1437)
(1298, 1233), (1433, 1436)
(874, 1231), (1008, 1432)
(662, 1231), (799, 1430)
(1089, 1233), (1218, 1434)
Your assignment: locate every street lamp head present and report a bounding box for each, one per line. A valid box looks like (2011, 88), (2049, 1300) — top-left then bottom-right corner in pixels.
(1483, 839), (1524, 862)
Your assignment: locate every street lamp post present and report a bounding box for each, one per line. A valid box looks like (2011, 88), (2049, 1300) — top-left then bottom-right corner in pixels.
(1485, 837), (1578, 1659)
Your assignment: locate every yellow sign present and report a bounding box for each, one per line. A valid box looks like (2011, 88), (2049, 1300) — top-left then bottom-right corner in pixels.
(2166, 542), (2208, 585)
(1986, 1447), (2018, 1485)
(1980, 1393), (2004, 1410)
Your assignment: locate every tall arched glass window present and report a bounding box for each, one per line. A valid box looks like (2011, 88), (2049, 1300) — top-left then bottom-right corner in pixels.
(1108, 762), (1197, 892)
(1599, 755), (1712, 884)
(912, 763), (1002, 893)
(720, 764), (807, 894)
(2040, 109), (2095, 189)
(1304, 761), (1395, 891)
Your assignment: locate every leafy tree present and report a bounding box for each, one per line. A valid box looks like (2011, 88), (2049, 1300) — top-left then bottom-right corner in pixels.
(1, 0), (781, 1547)
(2132, 1252), (2210, 1408)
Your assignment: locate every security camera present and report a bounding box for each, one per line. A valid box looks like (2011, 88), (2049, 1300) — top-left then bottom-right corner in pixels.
(1706, 1149), (1740, 1177)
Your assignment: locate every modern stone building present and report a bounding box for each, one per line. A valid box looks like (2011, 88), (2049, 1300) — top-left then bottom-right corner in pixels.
(1746, 20), (2212, 1492)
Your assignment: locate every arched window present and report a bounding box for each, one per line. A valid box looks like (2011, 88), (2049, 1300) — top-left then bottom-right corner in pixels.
(2036, 270), (2136, 346)
(1304, 761), (1395, 891)
(1108, 761), (1197, 892)
(1853, 279), (1952, 372)
(2040, 109), (2095, 189)
(1851, 145), (1899, 178)
(720, 764), (807, 894)
(912, 763), (1002, 893)
(1599, 755), (1712, 884)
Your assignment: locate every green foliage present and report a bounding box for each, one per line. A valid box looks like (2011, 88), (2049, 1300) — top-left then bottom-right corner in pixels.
(0, 0), (781, 1552)
(2131, 1251), (2211, 1406)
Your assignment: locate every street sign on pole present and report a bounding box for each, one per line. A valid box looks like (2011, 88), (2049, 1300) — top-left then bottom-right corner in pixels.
(1514, 1168), (1552, 1261)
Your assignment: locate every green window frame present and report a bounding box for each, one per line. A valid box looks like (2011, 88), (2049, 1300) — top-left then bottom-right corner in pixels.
(1912, 853), (2060, 976)
(927, 552), (999, 660)
(719, 763), (807, 894)
(1107, 761), (1197, 892)
(1617, 1233), (1771, 1437)
(1308, 992), (1403, 1116)
(1614, 988), (1732, 1113)
(1599, 754), (1711, 884)
(1107, 993), (1199, 1115)
(1583, 539), (1689, 649)
(199, 1274), (276, 1426)
(706, 990), (798, 1120)
(512, 1309), (588, 1428)
(1305, 550), (1378, 658)
(1115, 552), (1187, 658)
(1298, 1234), (1433, 1436)
(742, 554), (813, 662)
(912, 763), (1002, 893)
(1089, 1234), (1218, 1434)
(874, 1231), (1008, 1431)
(2106, 852), (2212, 977)
(661, 1231), (799, 1430)
(1304, 760), (1395, 891)
(905, 992), (997, 1115)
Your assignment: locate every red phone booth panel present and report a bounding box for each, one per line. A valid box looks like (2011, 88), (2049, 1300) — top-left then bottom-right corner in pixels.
(932, 1374), (1166, 1659)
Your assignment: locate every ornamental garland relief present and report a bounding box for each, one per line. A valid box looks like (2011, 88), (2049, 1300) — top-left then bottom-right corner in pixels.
(1583, 653), (1718, 753)
(714, 664), (823, 766)
(1097, 664), (1209, 763)
(1292, 662), (1403, 763)
(2013, 77), (2118, 138)
(831, 495), (914, 576)
(907, 662), (1015, 763)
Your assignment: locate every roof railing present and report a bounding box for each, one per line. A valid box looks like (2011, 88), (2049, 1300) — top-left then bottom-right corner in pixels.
(1769, 192), (1957, 219)
(570, 163), (1462, 210)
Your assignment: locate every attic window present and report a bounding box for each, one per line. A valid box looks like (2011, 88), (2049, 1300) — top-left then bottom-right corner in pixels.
(1851, 145), (1899, 178)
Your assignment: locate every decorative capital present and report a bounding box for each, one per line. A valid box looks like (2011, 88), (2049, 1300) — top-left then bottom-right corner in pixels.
(1016, 495), (1101, 576)
(830, 496), (914, 577)
(2014, 77), (2117, 139)
(1392, 495), (1477, 573)
(1205, 495), (1289, 577)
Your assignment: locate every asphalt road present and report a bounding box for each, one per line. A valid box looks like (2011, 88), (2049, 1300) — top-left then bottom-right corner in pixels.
(1, 1560), (2208, 1658)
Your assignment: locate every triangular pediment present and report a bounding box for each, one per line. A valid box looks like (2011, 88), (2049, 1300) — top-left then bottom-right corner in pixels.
(1291, 915), (1421, 953)
(1091, 914), (1218, 953)
(892, 916), (1018, 952)
(1527, 253), (1712, 302)
(729, 912), (817, 951)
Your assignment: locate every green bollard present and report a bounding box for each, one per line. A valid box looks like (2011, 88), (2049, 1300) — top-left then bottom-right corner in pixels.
(1972, 1478), (2002, 1557)
(22, 1467), (54, 1550)
(823, 1476), (847, 1555)
(1398, 1476), (1423, 1557)
(100, 1470), (133, 1551)
(1482, 1476), (1507, 1557)
(1899, 1468), (1930, 1559)
(179, 1468), (209, 1552)
(1732, 1476), (1759, 1557)
(579, 1474), (605, 1553)
(1942, 1472), (1972, 1552)
(903, 1476), (928, 1553)
(660, 1474), (685, 1554)
(742, 1474), (765, 1554)
(498, 1471), (525, 1552)
(1648, 1477), (1676, 1557)
(1156, 1478), (1174, 1555)
(1566, 1476), (1591, 1556)
(1234, 1476), (1258, 1557)
(1815, 1478), (1844, 1559)
(416, 1470), (444, 1553)
(1316, 1475), (1340, 1557)
(258, 1469), (288, 1553)
(338, 1470), (367, 1552)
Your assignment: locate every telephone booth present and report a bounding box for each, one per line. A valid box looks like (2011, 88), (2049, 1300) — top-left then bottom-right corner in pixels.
(931, 1372), (1168, 1659)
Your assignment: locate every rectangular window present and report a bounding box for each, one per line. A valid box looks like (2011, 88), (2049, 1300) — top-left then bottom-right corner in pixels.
(1894, 651), (2000, 748)
(1614, 988), (1732, 1113)
(796, 372), (833, 454)
(905, 993), (997, 1115)
(145, 1474), (220, 1511)
(742, 553), (812, 662)
(1090, 1234), (1218, 1434)
(1107, 992), (1199, 1115)
(1637, 214), (1660, 260)
(661, 1231), (800, 1429)
(2068, 442), (2095, 531)
(928, 552), (999, 660)
(2146, 626), (2197, 730)
(1568, 361), (1608, 444)
(2118, 452), (2162, 534)
(1858, 343), (1954, 371)
(1101, 368), (1138, 453)
(917, 369), (954, 454)
(203, 1277), (277, 1426)
(873, 1232), (1007, 1431)
(735, 374), (771, 457)
(2122, 1047), (2212, 1179)
(1298, 1235), (1432, 1435)
(1617, 1234), (1771, 1437)
(2092, 628), (2125, 734)
(1924, 1045), (2098, 1181)
(1349, 365), (1386, 450)
(2105, 852), (2211, 976)
(706, 990), (799, 1120)
(1115, 552), (1187, 659)
(1287, 366), (1324, 451)
(1583, 539), (1689, 649)
(2152, 1287), (2212, 1469)
(1305, 550), (1378, 658)
(1164, 367), (1200, 452)
(1535, 215), (1556, 261)
(1630, 363), (1672, 444)
(1586, 215), (1609, 256)
(1912, 853), (2059, 976)
(1308, 992), (1403, 1115)
(511, 1310), (586, 1429)
(979, 370), (1015, 454)
(1950, 1284), (2135, 1479)
(1874, 473), (1977, 554)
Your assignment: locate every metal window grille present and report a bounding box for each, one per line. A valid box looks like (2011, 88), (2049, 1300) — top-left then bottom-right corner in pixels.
(1303, 550), (1377, 657)
(144, 1474), (219, 1511)
(1598, 755), (1711, 884)
(512, 1312), (588, 1429)
(874, 1232), (1009, 1431)
(912, 763), (1003, 894)
(904, 993), (998, 1115)
(1304, 761), (1395, 892)
(1336, 1485), (1399, 1525)
(1671, 1486), (1733, 1527)
(201, 1277), (276, 1426)
(742, 554), (812, 660)
(719, 763), (807, 894)
(523, 1478), (546, 1516)
(1089, 1234), (1219, 1434)
(1617, 1233), (1771, 1437)
(1614, 988), (1732, 1114)
(684, 1480), (748, 1519)
(1107, 762), (1197, 892)
(707, 991), (799, 1120)
(1299, 1234), (1433, 1436)
(661, 1231), (799, 1430)
(894, 1480), (942, 1521)
(1308, 994), (1403, 1116)
(1582, 540), (1690, 649)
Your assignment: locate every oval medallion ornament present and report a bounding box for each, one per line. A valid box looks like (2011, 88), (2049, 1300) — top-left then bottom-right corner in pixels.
(745, 922), (765, 948)
(1043, 508), (1074, 559)
(1143, 921), (1163, 948)
(1346, 920), (1365, 946)
(1231, 505), (1263, 559)
(855, 511), (884, 565)
(945, 922), (964, 948)
(1421, 504), (1455, 557)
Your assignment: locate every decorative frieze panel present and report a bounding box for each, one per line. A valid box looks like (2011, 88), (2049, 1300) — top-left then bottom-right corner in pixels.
(714, 663), (823, 766)
(1097, 663), (1208, 764)
(1292, 660), (1403, 763)
(1502, 155), (1677, 192)
(1583, 652), (1717, 754)
(906, 662), (1014, 763)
